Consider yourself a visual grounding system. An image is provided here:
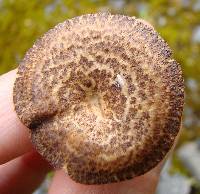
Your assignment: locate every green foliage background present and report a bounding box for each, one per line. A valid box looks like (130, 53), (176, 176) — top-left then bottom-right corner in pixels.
(0, 0), (200, 190)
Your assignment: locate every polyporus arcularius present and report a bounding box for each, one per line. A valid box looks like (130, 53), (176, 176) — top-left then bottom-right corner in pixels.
(13, 13), (184, 184)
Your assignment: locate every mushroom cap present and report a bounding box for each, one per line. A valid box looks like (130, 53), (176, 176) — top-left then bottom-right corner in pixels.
(13, 13), (184, 184)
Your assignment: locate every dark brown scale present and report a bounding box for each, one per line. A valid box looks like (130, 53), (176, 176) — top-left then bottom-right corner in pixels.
(128, 84), (136, 94)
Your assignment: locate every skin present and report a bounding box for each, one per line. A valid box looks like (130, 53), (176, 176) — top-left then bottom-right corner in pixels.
(0, 69), (179, 194)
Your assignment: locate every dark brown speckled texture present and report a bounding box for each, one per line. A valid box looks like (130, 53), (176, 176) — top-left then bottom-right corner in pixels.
(13, 13), (184, 184)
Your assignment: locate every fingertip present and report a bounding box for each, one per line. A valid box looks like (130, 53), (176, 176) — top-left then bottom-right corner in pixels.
(0, 70), (32, 164)
(48, 166), (160, 194)
(0, 150), (51, 194)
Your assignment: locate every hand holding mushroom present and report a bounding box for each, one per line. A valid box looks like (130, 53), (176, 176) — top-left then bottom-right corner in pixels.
(0, 13), (184, 194)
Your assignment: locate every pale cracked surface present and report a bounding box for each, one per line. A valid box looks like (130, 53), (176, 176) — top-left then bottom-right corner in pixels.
(13, 13), (184, 184)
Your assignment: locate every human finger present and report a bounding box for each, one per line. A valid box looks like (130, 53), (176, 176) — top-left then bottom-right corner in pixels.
(0, 150), (51, 194)
(0, 70), (32, 164)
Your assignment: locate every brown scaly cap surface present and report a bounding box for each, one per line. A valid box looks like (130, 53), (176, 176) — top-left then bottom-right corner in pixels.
(13, 13), (184, 184)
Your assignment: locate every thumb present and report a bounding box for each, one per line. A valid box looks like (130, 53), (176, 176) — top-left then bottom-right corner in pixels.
(48, 163), (161, 194)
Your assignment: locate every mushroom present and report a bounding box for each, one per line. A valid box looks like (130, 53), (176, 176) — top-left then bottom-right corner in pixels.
(13, 13), (184, 184)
